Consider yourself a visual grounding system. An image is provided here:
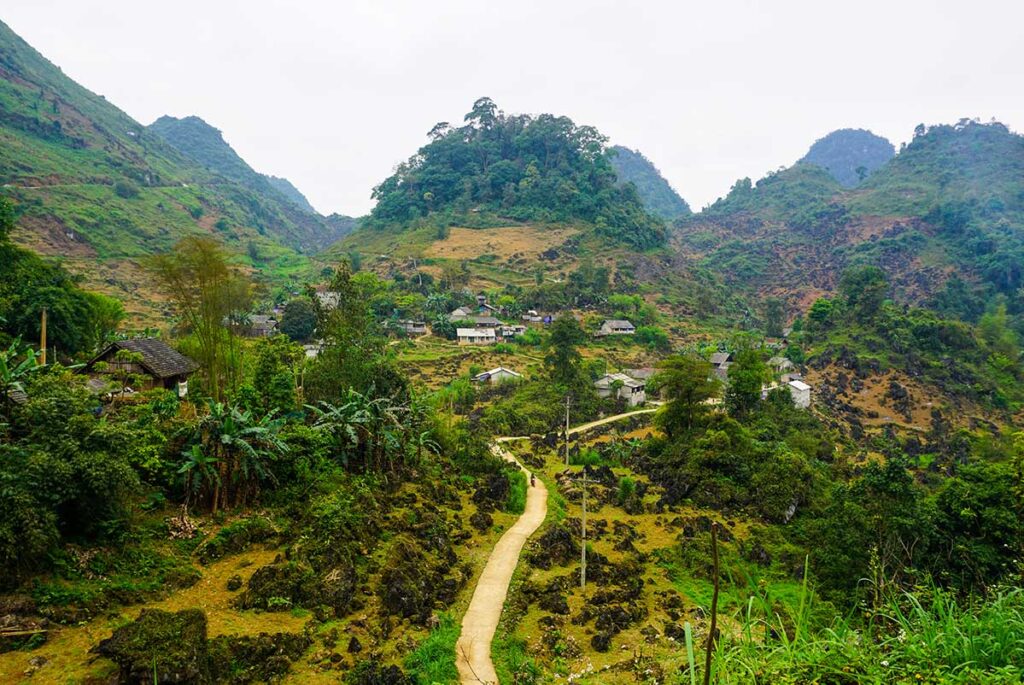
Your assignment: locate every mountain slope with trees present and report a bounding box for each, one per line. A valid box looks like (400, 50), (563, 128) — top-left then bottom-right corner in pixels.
(0, 20), (350, 319)
(608, 145), (691, 220)
(676, 120), (1024, 323)
(800, 128), (895, 186)
(363, 97), (666, 249)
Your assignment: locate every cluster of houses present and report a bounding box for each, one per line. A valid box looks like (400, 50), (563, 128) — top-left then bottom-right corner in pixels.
(709, 351), (812, 409)
(454, 296), (536, 345)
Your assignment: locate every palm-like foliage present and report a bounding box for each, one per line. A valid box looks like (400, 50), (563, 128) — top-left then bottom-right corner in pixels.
(187, 400), (287, 512)
(0, 341), (39, 429)
(308, 388), (434, 474)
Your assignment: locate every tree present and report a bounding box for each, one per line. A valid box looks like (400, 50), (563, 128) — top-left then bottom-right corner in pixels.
(0, 341), (38, 426)
(725, 348), (768, 417)
(147, 237), (251, 401)
(764, 297), (785, 338)
(635, 325), (670, 352)
(839, 265), (889, 322)
(650, 355), (720, 439)
(278, 298), (317, 342)
(545, 314), (585, 390)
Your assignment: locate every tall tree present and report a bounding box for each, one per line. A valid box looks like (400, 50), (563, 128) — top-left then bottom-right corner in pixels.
(650, 355), (720, 439)
(147, 236), (251, 401)
(545, 314), (586, 390)
(764, 297), (785, 338)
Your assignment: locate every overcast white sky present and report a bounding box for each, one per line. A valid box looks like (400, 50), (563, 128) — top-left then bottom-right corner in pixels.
(5, 1), (1024, 215)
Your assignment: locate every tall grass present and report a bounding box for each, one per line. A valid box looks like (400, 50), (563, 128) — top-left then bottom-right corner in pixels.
(708, 581), (1024, 684)
(404, 612), (459, 684)
(504, 470), (528, 515)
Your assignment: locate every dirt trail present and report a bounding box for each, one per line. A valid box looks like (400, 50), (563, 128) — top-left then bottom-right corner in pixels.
(456, 407), (658, 683)
(456, 443), (547, 684)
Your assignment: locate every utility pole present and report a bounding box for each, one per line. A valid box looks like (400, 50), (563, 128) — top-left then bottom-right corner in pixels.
(39, 308), (47, 366)
(564, 394), (571, 466)
(580, 467), (587, 589)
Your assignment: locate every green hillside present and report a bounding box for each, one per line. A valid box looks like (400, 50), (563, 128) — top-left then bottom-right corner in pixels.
(678, 120), (1024, 322)
(800, 128), (895, 186)
(265, 174), (317, 213)
(364, 97), (665, 249)
(608, 145), (691, 220)
(0, 20), (347, 319)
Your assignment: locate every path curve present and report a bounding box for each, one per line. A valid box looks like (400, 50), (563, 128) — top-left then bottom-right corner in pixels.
(456, 443), (547, 684)
(456, 407), (659, 683)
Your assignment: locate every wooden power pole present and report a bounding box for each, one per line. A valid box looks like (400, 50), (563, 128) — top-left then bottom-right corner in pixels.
(564, 395), (570, 466)
(39, 308), (47, 366)
(580, 467), (587, 589)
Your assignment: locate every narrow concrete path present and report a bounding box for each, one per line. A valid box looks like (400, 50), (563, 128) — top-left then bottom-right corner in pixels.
(456, 407), (659, 683)
(456, 443), (548, 684)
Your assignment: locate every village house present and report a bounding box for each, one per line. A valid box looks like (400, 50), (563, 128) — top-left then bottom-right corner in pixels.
(449, 306), (474, 321)
(594, 372), (647, 407)
(787, 379), (812, 408)
(245, 314), (278, 338)
(470, 315), (502, 328)
(86, 338), (198, 398)
(596, 319), (636, 337)
(397, 320), (428, 336)
(768, 356), (795, 373)
(471, 366), (523, 384)
(498, 324), (527, 339)
(522, 310), (544, 323)
(710, 351), (733, 382)
(457, 327), (497, 345)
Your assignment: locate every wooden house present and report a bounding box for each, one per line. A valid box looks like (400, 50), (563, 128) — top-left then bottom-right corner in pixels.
(86, 339), (198, 398)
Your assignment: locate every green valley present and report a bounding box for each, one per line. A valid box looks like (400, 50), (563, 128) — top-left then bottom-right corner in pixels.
(1, 12), (1023, 685)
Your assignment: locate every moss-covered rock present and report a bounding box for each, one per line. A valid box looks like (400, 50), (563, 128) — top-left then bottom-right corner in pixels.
(208, 631), (311, 683)
(345, 661), (414, 685)
(377, 535), (466, 625)
(92, 608), (209, 684)
(235, 561), (355, 615)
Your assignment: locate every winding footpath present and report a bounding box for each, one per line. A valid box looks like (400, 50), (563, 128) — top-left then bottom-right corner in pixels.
(455, 407), (658, 684)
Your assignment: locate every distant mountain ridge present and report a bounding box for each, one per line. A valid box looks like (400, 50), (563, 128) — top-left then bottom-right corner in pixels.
(800, 128), (895, 187)
(147, 115), (320, 216)
(0, 19), (360, 318)
(608, 145), (690, 220)
(678, 120), (1024, 318)
(265, 175), (317, 214)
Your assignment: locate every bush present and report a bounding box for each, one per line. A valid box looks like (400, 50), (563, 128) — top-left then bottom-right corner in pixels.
(113, 179), (140, 199)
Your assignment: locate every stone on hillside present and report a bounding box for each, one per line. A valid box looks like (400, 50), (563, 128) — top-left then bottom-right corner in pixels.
(92, 608), (209, 684)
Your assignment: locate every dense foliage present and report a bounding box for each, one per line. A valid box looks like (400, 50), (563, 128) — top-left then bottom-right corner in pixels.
(368, 98), (666, 248)
(607, 145), (691, 220)
(799, 127), (895, 187)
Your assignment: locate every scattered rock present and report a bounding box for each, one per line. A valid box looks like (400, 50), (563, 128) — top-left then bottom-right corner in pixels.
(226, 575), (242, 592)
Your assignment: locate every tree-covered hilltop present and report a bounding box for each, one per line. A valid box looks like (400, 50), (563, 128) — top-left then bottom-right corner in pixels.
(679, 120), (1024, 330)
(608, 145), (691, 220)
(800, 128), (895, 186)
(367, 98), (666, 249)
(264, 175), (317, 213)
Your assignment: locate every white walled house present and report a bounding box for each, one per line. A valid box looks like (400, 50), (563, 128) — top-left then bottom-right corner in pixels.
(472, 367), (523, 384)
(596, 319), (636, 337)
(595, 372), (646, 407)
(788, 379), (811, 408)
(457, 328), (497, 345)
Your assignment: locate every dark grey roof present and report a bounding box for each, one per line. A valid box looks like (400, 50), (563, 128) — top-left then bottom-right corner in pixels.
(6, 388), (27, 405)
(89, 339), (199, 379)
(710, 352), (732, 366)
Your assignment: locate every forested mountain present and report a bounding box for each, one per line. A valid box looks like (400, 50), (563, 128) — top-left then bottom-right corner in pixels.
(147, 115), (321, 217)
(265, 174), (317, 213)
(365, 97), (665, 249)
(800, 128), (895, 186)
(0, 20), (352, 319)
(677, 120), (1024, 320)
(608, 145), (691, 220)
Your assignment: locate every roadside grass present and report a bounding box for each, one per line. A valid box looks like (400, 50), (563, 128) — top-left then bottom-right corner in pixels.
(404, 612), (460, 685)
(504, 469), (528, 515)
